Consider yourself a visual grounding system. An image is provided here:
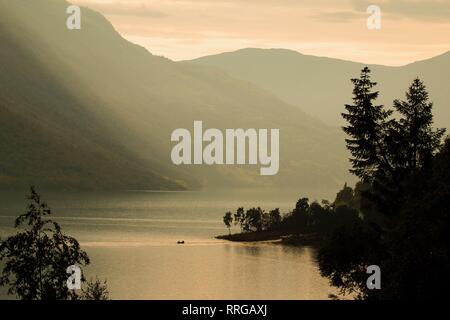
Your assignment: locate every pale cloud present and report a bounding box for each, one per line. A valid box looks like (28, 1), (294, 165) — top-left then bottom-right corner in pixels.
(71, 0), (450, 65)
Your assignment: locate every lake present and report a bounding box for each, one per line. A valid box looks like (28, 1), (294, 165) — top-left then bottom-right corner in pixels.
(0, 188), (340, 300)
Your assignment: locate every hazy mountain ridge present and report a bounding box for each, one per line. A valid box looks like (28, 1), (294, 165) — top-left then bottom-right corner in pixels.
(0, 0), (353, 192)
(188, 48), (450, 128)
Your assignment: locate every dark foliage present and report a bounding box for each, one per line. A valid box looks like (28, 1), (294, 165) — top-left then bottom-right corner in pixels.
(82, 278), (110, 300)
(222, 187), (361, 238)
(0, 187), (90, 299)
(342, 67), (393, 181)
(0, 187), (109, 300)
(223, 212), (233, 235)
(319, 68), (448, 299)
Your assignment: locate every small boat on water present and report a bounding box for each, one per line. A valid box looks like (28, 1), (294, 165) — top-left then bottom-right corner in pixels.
(177, 240), (185, 244)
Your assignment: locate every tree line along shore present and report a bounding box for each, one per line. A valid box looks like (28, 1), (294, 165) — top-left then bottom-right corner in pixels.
(219, 68), (450, 299)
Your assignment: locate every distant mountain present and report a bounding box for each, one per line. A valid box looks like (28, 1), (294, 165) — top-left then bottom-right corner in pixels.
(188, 48), (450, 129)
(0, 0), (353, 192)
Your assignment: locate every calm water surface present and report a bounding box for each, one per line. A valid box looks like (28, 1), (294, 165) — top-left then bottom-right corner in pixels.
(0, 189), (340, 299)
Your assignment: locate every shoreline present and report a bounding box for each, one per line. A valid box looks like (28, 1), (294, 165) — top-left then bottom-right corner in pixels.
(215, 231), (324, 247)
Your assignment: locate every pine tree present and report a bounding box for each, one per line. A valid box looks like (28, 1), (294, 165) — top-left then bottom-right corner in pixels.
(342, 67), (393, 182)
(393, 78), (446, 171)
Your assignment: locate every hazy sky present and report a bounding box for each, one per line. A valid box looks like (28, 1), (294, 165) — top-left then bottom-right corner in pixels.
(72, 0), (450, 66)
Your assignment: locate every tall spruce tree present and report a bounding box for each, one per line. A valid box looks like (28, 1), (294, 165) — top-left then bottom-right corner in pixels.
(392, 78), (446, 171)
(342, 67), (393, 182)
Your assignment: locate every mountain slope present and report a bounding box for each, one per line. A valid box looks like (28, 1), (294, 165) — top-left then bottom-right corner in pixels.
(0, 1), (190, 191)
(0, 0), (353, 192)
(188, 48), (450, 129)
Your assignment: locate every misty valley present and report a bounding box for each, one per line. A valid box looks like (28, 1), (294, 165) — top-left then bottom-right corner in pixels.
(0, 0), (449, 304)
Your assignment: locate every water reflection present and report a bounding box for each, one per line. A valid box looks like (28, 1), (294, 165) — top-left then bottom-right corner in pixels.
(0, 190), (339, 300)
